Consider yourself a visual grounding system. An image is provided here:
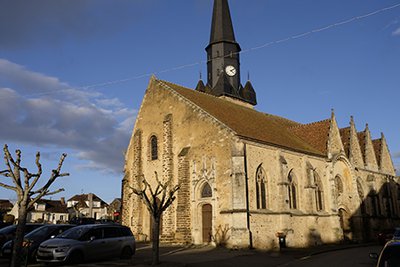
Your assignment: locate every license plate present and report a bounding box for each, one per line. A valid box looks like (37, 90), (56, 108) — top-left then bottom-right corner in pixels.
(3, 249), (11, 254)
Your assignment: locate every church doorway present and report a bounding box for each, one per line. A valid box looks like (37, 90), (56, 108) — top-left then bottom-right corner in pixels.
(202, 204), (212, 243)
(338, 208), (350, 241)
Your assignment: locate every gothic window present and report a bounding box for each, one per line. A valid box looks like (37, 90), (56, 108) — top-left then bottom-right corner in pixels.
(150, 135), (158, 160)
(255, 165), (267, 209)
(334, 176), (344, 198)
(314, 173), (324, 211)
(369, 191), (381, 217)
(383, 183), (393, 218)
(288, 171), (297, 209)
(201, 183), (212, 198)
(356, 179), (364, 201)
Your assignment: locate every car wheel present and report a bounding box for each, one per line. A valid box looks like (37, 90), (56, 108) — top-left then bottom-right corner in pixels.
(68, 251), (84, 264)
(120, 247), (133, 259)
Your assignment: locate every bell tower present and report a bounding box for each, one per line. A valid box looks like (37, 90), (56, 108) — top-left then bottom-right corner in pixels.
(197, 0), (256, 106)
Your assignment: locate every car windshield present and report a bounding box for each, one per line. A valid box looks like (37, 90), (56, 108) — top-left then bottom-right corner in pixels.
(393, 229), (400, 239)
(57, 226), (88, 240)
(379, 245), (400, 267)
(25, 226), (54, 240)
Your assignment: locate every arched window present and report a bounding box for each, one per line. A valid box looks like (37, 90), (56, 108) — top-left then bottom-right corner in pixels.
(334, 176), (344, 198)
(356, 179), (364, 201)
(314, 172), (324, 211)
(201, 183), (212, 198)
(150, 135), (158, 160)
(368, 191), (381, 217)
(255, 165), (267, 209)
(288, 171), (297, 209)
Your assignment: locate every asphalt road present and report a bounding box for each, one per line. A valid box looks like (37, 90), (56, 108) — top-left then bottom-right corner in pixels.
(277, 245), (382, 267)
(0, 244), (383, 267)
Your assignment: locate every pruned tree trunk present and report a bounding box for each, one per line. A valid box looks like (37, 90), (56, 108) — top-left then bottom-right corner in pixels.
(130, 172), (179, 266)
(10, 205), (28, 267)
(152, 217), (161, 265)
(0, 144), (69, 267)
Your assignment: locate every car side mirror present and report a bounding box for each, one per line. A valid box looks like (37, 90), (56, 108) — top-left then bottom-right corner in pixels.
(369, 253), (378, 260)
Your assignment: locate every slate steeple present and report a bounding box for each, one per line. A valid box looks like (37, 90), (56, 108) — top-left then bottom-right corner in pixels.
(196, 0), (257, 106)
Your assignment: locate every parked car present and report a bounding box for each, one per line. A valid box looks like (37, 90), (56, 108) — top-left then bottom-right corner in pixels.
(378, 229), (395, 245)
(377, 227), (400, 245)
(36, 224), (136, 264)
(1, 224), (75, 261)
(68, 217), (96, 225)
(370, 240), (400, 266)
(0, 224), (43, 249)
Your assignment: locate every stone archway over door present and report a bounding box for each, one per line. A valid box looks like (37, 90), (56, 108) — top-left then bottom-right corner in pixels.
(202, 204), (212, 243)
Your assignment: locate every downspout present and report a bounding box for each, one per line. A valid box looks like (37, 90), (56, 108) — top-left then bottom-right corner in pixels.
(243, 143), (253, 249)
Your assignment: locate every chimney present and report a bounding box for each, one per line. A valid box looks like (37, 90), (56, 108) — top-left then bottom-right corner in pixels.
(60, 197), (65, 206)
(88, 193), (93, 218)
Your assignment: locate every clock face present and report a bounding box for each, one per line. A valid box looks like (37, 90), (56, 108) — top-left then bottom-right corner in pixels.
(225, 65), (236, 77)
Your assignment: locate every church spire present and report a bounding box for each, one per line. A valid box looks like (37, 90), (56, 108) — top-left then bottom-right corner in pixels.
(209, 0), (239, 46)
(202, 0), (256, 106)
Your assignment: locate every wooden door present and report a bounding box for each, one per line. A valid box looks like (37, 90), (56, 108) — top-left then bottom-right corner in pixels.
(202, 204), (212, 243)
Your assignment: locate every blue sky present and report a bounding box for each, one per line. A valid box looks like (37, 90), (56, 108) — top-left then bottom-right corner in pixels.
(0, 0), (399, 203)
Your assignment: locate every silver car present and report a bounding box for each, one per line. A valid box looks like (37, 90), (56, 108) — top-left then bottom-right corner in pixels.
(36, 224), (135, 264)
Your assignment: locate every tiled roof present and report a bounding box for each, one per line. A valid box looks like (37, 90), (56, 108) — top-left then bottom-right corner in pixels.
(339, 127), (351, 157)
(159, 80), (325, 156)
(357, 131), (366, 161)
(372, 139), (382, 166)
(289, 120), (331, 155)
(68, 193), (107, 206)
(35, 199), (68, 213)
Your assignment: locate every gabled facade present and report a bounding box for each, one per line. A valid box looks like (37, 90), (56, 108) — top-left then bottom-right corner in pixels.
(67, 193), (108, 220)
(27, 198), (69, 223)
(122, 0), (399, 249)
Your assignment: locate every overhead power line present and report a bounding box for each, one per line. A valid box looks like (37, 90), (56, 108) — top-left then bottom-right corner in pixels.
(1, 2), (400, 100)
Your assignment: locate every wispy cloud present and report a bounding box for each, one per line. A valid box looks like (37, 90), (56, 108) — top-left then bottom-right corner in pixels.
(0, 58), (136, 173)
(393, 27), (400, 36)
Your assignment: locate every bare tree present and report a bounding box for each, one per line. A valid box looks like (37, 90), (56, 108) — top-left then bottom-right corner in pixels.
(130, 172), (179, 266)
(0, 144), (69, 267)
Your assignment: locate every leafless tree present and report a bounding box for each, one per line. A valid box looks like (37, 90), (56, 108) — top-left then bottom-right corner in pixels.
(0, 144), (69, 267)
(130, 172), (179, 266)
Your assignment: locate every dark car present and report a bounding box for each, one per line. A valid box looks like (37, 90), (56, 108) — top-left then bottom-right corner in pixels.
(1, 224), (75, 261)
(69, 217), (96, 225)
(378, 229), (395, 245)
(370, 240), (400, 267)
(0, 224), (43, 249)
(37, 224), (135, 264)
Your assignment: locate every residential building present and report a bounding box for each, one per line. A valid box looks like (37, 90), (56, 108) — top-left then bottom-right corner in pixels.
(67, 193), (108, 220)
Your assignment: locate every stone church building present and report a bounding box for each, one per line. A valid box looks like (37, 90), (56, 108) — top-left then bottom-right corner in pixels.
(122, 0), (399, 249)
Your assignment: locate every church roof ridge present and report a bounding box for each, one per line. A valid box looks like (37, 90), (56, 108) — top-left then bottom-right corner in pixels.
(289, 118), (331, 130)
(156, 78), (300, 125)
(155, 78), (324, 157)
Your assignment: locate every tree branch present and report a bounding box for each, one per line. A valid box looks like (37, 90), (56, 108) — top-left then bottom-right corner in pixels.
(28, 188), (65, 209)
(3, 145), (23, 195)
(32, 153), (69, 194)
(0, 182), (17, 191)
